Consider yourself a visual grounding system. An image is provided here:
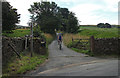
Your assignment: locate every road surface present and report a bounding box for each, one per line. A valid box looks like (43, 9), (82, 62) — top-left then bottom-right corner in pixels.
(26, 40), (118, 76)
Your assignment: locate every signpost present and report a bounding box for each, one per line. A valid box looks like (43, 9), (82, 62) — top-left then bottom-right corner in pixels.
(30, 22), (33, 57)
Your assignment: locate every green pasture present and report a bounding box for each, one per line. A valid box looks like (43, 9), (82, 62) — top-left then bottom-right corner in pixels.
(79, 26), (119, 38)
(3, 29), (30, 37)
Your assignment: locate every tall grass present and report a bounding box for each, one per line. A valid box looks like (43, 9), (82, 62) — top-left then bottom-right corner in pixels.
(44, 33), (54, 45)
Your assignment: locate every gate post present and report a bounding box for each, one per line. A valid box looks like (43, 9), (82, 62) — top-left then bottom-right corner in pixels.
(25, 35), (28, 50)
(90, 36), (95, 53)
(72, 37), (74, 42)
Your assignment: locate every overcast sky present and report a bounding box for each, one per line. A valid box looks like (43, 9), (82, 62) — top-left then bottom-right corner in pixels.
(7, 0), (119, 26)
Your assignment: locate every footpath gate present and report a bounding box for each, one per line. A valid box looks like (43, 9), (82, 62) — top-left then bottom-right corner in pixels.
(71, 36), (95, 53)
(72, 38), (90, 51)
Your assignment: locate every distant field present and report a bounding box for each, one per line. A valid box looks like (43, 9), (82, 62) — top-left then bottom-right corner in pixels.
(79, 26), (119, 38)
(3, 29), (30, 37)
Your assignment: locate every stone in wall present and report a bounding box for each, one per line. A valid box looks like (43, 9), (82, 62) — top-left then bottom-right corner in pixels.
(94, 38), (119, 55)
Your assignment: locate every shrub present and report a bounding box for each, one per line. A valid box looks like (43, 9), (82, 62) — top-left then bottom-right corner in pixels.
(33, 25), (42, 37)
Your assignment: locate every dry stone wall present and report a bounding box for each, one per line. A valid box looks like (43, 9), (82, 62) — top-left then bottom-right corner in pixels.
(2, 37), (46, 65)
(93, 38), (119, 55)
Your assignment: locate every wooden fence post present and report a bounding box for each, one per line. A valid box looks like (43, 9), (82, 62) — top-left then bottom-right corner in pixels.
(72, 37), (74, 42)
(25, 37), (28, 50)
(90, 36), (95, 53)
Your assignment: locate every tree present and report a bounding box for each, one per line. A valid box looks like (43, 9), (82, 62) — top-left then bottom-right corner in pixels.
(105, 23), (111, 28)
(97, 23), (105, 28)
(28, 1), (79, 33)
(57, 8), (69, 31)
(2, 2), (20, 31)
(56, 8), (79, 33)
(97, 23), (111, 28)
(67, 12), (79, 33)
(58, 8), (69, 19)
(28, 1), (59, 33)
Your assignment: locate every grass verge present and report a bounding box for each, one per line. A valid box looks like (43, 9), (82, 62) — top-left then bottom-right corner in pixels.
(71, 48), (94, 56)
(2, 52), (48, 76)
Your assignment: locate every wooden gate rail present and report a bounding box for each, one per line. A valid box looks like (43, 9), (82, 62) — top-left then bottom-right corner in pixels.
(72, 36), (94, 52)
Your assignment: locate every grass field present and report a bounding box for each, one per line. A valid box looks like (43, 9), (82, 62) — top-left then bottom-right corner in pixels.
(79, 26), (119, 38)
(3, 29), (30, 37)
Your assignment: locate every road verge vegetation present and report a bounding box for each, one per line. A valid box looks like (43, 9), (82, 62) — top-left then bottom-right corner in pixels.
(2, 52), (48, 76)
(2, 31), (54, 77)
(44, 33), (55, 46)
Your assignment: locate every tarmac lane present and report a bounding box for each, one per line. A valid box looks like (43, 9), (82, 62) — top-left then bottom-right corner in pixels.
(26, 40), (118, 76)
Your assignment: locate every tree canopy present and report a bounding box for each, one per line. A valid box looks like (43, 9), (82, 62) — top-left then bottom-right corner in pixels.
(2, 2), (20, 31)
(28, 1), (79, 34)
(97, 23), (111, 28)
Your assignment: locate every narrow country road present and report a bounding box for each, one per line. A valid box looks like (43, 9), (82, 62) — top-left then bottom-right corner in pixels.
(26, 40), (118, 76)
